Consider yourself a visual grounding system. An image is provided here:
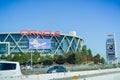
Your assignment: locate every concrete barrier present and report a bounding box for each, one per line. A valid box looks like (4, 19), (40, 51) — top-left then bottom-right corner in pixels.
(0, 68), (120, 80)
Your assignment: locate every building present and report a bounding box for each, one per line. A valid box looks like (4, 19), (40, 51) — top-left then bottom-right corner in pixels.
(0, 31), (84, 55)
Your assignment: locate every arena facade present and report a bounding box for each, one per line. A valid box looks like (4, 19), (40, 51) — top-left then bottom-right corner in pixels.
(0, 30), (84, 54)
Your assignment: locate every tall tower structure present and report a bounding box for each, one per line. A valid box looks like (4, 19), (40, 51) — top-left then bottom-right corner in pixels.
(106, 34), (118, 64)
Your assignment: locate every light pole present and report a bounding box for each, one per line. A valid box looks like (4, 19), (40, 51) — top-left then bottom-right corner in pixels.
(31, 51), (33, 69)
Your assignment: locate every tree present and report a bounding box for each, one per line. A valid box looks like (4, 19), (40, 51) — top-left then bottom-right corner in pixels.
(87, 49), (92, 57)
(0, 54), (6, 60)
(80, 45), (88, 64)
(19, 53), (30, 65)
(6, 54), (13, 61)
(66, 53), (75, 64)
(64, 52), (72, 58)
(42, 55), (53, 65)
(32, 51), (40, 64)
(94, 53), (101, 64)
(100, 57), (105, 64)
(56, 55), (66, 64)
(12, 54), (20, 61)
(45, 55), (53, 60)
(75, 52), (82, 64)
(81, 45), (88, 55)
(43, 60), (53, 65)
(39, 56), (45, 64)
(87, 49), (93, 61)
(53, 54), (59, 62)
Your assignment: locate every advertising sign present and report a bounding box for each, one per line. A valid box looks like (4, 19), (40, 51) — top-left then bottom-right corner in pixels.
(106, 38), (115, 55)
(20, 30), (60, 37)
(29, 39), (51, 49)
(106, 38), (115, 60)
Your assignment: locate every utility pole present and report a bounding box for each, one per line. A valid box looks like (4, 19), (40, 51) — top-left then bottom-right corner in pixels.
(31, 52), (33, 69)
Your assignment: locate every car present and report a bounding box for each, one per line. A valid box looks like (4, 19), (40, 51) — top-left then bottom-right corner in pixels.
(47, 66), (66, 73)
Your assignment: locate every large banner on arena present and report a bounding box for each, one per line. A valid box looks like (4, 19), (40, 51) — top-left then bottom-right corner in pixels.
(29, 39), (51, 49)
(106, 37), (116, 60)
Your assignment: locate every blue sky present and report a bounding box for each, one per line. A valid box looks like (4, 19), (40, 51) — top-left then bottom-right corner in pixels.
(0, 0), (120, 60)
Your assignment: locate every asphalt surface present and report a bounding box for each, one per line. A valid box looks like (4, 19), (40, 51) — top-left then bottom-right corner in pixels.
(55, 71), (120, 80)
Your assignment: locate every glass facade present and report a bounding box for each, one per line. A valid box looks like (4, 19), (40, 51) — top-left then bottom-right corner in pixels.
(0, 42), (9, 54)
(0, 33), (83, 54)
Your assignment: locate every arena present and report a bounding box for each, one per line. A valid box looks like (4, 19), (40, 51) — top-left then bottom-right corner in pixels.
(0, 31), (83, 54)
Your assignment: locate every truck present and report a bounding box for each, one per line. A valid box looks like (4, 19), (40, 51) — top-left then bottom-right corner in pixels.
(0, 61), (40, 80)
(0, 61), (22, 80)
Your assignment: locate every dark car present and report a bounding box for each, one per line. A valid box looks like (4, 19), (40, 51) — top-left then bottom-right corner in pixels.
(47, 66), (66, 73)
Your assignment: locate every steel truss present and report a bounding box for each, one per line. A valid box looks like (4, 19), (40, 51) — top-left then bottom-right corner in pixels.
(0, 33), (83, 54)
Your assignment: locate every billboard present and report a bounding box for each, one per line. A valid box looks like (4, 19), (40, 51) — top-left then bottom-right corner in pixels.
(106, 38), (115, 55)
(29, 39), (51, 49)
(106, 38), (116, 61)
